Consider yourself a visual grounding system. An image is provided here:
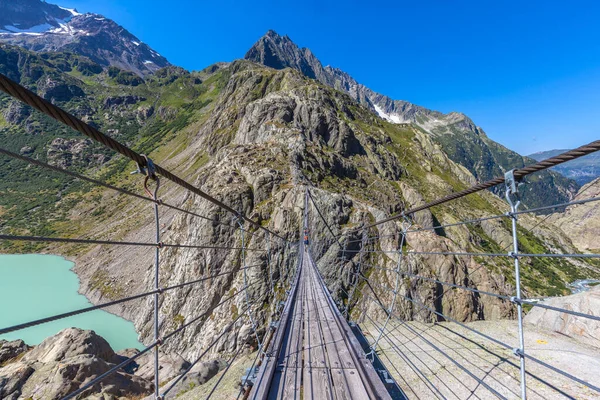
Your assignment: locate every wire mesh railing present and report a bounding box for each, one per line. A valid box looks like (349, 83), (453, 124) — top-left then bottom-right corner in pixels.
(0, 72), (296, 399)
(304, 150), (600, 400)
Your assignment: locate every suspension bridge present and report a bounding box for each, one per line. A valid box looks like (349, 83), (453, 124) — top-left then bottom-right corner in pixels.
(1, 71), (600, 400)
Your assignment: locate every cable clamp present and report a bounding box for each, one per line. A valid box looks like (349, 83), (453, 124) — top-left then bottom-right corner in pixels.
(232, 212), (244, 227)
(510, 296), (522, 304)
(513, 347), (524, 357)
(157, 242), (164, 249)
(156, 337), (164, 346)
(504, 169), (523, 209)
(157, 287), (164, 294)
(508, 251), (518, 259)
(137, 154), (156, 179)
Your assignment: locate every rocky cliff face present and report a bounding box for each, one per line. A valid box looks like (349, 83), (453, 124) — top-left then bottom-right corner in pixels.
(525, 285), (600, 349)
(0, 328), (153, 399)
(0, 0), (169, 76)
(549, 178), (600, 252)
(245, 30), (579, 209)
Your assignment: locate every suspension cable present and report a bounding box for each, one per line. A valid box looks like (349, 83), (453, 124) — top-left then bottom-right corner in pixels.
(0, 234), (267, 251)
(0, 265), (263, 336)
(364, 274), (600, 394)
(330, 140), (600, 235)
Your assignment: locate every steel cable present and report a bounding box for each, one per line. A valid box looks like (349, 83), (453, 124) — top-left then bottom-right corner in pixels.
(0, 234), (267, 251)
(0, 265), (263, 336)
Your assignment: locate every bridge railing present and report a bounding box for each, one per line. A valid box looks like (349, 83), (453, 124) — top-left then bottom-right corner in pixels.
(0, 73), (296, 399)
(306, 142), (600, 400)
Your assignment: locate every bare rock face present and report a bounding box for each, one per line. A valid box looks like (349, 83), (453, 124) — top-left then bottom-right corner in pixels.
(549, 178), (600, 252)
(2, 100), (30, 124)
(46, 137), (107, 168)
(164, 359), (222, 397)
(0, 328), (153, 400)
(0, 339), (30, 364)
(116, 348), (191, 383)
(524, 286), (600, 349)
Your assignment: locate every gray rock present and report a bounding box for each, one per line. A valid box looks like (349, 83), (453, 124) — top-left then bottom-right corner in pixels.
(2, 100), (30, 124)
(0, 328), (153, 399)
(46, 137), (106, 168)
(23, 327), (118, 364)
(166, 359), (222, 398)
(116, 348), (191, 383)
(0, 339), (30, 364)
(525, 286), (600, 349)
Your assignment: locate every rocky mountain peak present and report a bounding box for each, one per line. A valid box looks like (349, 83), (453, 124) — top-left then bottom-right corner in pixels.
(0, 0), (170, 76)
(245, 29), (325, 80)
(0, 0), (75, 31)
(244, 31), (578, 208)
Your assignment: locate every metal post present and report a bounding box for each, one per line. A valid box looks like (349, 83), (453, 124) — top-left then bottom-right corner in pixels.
(140, 155), (162, 399)
(505, 169), (527, 400)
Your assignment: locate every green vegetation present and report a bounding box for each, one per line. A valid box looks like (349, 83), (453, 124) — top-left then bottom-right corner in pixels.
(88, 269), (124, 300)
(0, 44), (228, 249)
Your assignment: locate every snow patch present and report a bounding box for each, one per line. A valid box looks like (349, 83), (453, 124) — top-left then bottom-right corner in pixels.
(94, 17), (105, 21)
(143, 60), (154, 64)
(58, 6), (81, 16)
(2, 23), (53, 34)
(373, 104), (402, 124)
(131, 40), (140, 46)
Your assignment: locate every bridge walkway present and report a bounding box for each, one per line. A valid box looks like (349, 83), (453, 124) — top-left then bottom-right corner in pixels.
(249, 249), (391, 400)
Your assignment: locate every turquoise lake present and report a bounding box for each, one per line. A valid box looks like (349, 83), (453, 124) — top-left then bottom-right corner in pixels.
(0, 254), (143, 350)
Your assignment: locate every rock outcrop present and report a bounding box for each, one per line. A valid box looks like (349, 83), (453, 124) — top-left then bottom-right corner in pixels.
(525, 286), (600, 349)
(0, 328), (153, 400)
(0, 340), (30, 365)
(549, 178), (600, 252)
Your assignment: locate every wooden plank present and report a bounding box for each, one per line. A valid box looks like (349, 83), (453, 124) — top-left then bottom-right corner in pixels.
(304, 274), (328, 369)
(248, 252), (304, 400)
(282, 279), (304, 367)
(330, 368), (371, 400)
(319, 312), (355, 369)
(267, 367), (302, 400)
(306, 252), (393, 400)
(303, 368), (333, 400)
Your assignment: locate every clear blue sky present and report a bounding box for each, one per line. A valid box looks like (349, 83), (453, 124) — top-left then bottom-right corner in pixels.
(59, 0), (600, 155)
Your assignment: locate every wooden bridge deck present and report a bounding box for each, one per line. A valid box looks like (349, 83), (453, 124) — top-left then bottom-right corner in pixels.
(249, 250), (391, 400)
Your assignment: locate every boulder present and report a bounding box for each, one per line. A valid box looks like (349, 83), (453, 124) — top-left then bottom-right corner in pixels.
(0, 328), (153, 399)
(524, 286), (600, 349)
(165, 359), (222, 397)
(0, 339), (31, 364)
(22, 327), (118, 364)
(116, 348), (191, 383)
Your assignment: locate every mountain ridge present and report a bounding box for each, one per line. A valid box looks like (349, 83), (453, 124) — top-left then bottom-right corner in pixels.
(244, 30), (579, 209)
(529, 149), (600, 185)
(0, 0), (170, 76)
